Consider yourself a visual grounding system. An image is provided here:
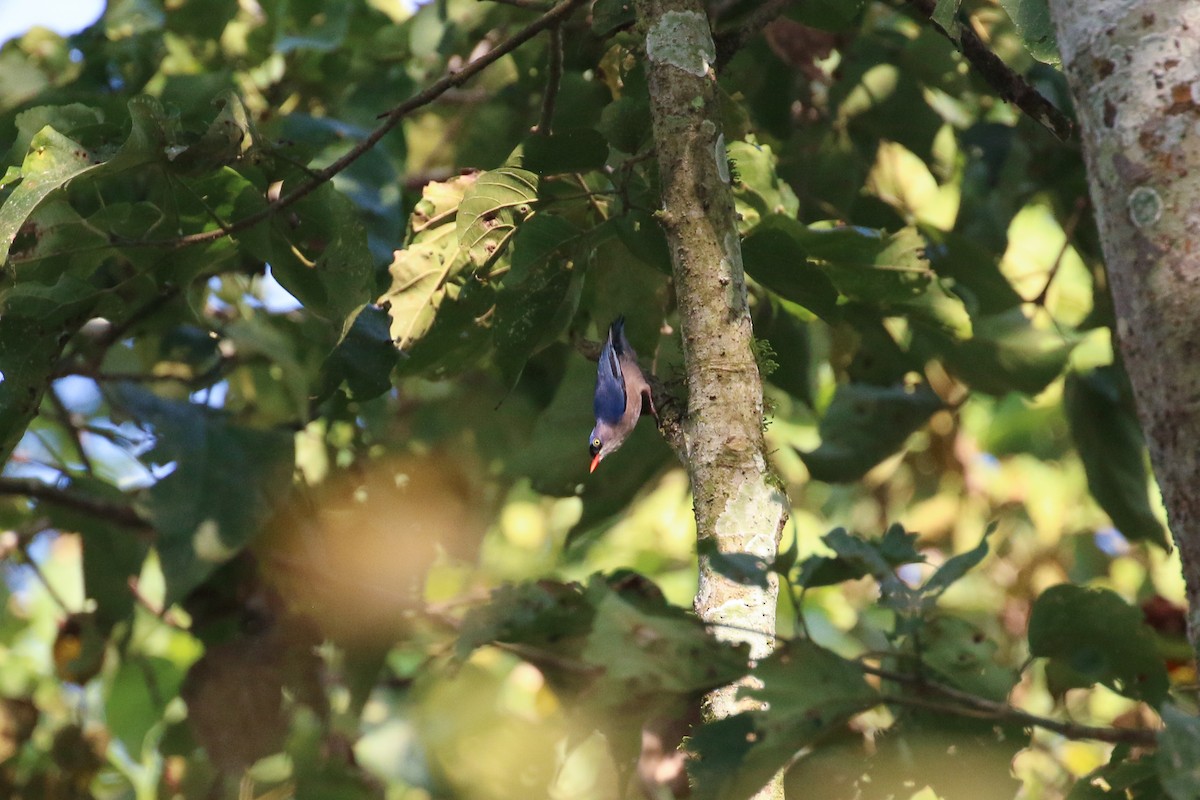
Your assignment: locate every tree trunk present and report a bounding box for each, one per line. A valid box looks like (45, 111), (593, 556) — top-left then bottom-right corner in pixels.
(1048, 0), (1200, 655)
(634, 0), (789, 796)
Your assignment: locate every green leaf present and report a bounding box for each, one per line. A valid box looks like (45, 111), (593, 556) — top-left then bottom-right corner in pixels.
(796, 523), (923, 589)
(105, 657), (185, 756)
(1071, 749), (1161, 800)
(268, 183), (375, 324)
(752, 293), (814, 405)
(930, 0), (962, 37)
(741, 216), (839, 319)
(921, 307), (1075, 395)
(456, 167), (538, 267)
(1027, 584), (1168, 708)
(592, 0), (635, 36)
(689, 640), (876, 800)
(729, 140), (799, 232)
(0, 126), (102, 265)
(785, 0), (865, 31)
(1158, 705), (1200, 799)
(998, 0), (1060, 65)
(494, 215), (583, 389)
(919, 616), (1017, 702)
(1064, 366), (1168, 548)
(455, 580), (595, 661)
(523, 129), (609, 175)
(800, 382), (943, 482)
(598, 96), (651, 154)
(920, 523), (994, 601)
(317, 305), (400, 401)
(583, 586), (749, 701)
(114, 386), (296, 604)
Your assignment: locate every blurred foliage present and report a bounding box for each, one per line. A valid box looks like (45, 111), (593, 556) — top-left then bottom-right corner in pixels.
(0, 0), (1190, 799)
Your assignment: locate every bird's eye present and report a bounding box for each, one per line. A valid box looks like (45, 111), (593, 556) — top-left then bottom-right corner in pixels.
(590, 437), (602, 455)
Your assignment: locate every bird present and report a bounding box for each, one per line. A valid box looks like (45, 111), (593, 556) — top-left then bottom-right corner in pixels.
(589, 317), (655, 473)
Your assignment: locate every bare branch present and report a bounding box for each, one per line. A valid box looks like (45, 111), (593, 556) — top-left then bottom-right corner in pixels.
(906, 0), (1073, 141)
(533, 25), (565, 135)
(0, 477), (152, 531)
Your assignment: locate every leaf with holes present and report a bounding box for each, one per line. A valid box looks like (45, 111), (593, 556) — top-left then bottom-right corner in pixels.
(456, 167), (538, 267)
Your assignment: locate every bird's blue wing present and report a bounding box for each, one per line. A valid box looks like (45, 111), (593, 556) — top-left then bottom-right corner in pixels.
(594, 323), (627, 423)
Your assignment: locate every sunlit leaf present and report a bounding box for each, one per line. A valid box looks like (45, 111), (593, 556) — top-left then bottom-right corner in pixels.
(456, 167), (538, 267)
(800, 382), (943, 482)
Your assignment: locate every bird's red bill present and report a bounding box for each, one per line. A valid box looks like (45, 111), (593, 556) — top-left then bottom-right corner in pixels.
(589, 453), (602, 473)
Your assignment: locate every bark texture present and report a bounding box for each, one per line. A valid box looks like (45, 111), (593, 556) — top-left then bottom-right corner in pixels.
(1048, 0), (1200, 654)
(634, 0), (789, 795)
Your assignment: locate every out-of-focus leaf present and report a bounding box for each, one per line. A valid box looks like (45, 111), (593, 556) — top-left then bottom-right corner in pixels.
(998, 0), (1060, 65)
(689, 640), (876, 800)
(921, 307), (1075, 395)
(592, 0), (635, 36)
(494, 215), (583, 389)
(106, 657), (185, 756)
(752, 293), (813, 405)
(867, 140), (958, 229)
(523, 129), (608, 175)
(611, 210), (672, 275)
(797, 524), (922, 589)
(921, 523), (995, 600)
(1028, 584), (1168, 708)
(919, 616), (1016, 702)
(114, 386), (295, 604)
(1158, 704), (1200, 799)
(1064, 366), (1167, 548)
(800, 382), (943, 482)
(598, 96), (652, 154)
(1070, 753), (1161, 800)
(456, 167), (538, 267)
(785, 0), (865, 31)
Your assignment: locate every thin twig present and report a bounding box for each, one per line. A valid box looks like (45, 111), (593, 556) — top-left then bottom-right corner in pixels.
(482, 0), (553, 10)
(47, 386), (95, 476)
(713, 0), (794, 67)
(124, 0), (588, 252)
(17, 539), (73, 615)
(1032, 195), (1088, 305)
(862, 663), (1159, 747)
(534, 24), (564, 134)
(906, 0), (1073, 141)
(0, 477), (152, 530)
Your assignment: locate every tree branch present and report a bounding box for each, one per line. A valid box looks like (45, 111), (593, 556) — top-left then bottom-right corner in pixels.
(906, 0), (1074, 142)
(635, 0), (789, 797)
(129, 0), (587, 251)
(865, 658), (1161, 747)
(0, 477), (152, 530)
(534, 25), (565, 134)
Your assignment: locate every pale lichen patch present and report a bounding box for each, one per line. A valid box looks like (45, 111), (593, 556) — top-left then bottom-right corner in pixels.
(1128, 185), (1163, 227)
(645, 10), (716, 77)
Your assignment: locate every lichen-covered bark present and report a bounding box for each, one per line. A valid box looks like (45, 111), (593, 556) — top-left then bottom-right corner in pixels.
(1048, 0), (1200, 655)
(634, 0), (789, 794)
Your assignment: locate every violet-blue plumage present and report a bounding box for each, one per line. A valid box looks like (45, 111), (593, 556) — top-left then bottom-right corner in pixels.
(589, 317), (655, 472)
